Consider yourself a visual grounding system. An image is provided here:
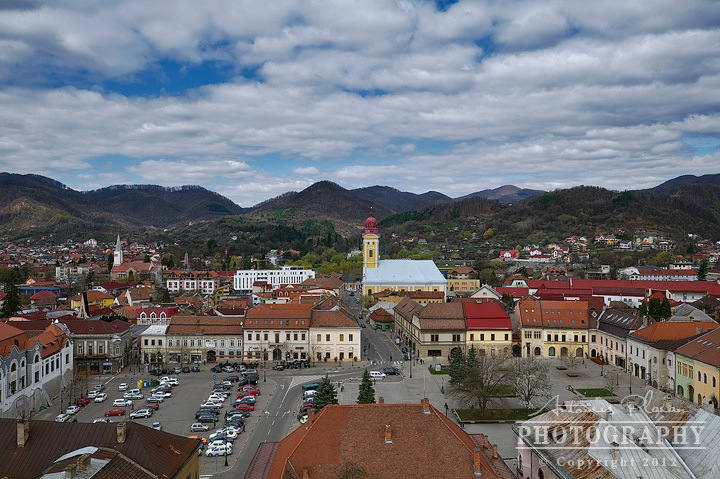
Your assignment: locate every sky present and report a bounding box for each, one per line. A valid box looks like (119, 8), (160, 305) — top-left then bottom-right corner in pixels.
(1, 0), (719, 207)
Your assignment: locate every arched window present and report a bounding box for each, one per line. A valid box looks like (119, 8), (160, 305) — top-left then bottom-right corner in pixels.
(548, 347), (556, 357)
(140, 312), (146, 319)
(34, 354), (40, 363)
(698, 371), (702, 381)
(150, 312), (156, 319)
(713, 377), (717, 388)
(704, 373), (708, 384)
(11, 363), (17, 372)
(160, 312), (166, 319)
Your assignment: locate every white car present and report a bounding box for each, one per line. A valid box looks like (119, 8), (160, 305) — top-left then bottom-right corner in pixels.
(207, 394), (226, 402)
(93, 418), (111, 423)
(113, 398), (133, 407)
(55, 413), (70, 422)
(151, 422), (161, 430)
(190, 423), (209, 432)
(205, 443), (232, 457)
(65, 406), (80, 415)
(200, 401), (222, 409)
(153, 390), (171, 398)
(130, 408), (153, 419)
(118, 383), (129, 391)
(159, 377), (179, 386)
(94, 393), (108, 403)
(87, 390), (98, 399)
(147, 395), (165, 403)
(210, 428), (238, 441)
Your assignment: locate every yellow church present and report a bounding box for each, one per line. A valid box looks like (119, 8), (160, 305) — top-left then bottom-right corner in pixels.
(362, 211), (447, 299)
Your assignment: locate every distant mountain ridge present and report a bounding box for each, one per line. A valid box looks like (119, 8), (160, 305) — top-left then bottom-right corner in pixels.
(457, 184), (545, 203)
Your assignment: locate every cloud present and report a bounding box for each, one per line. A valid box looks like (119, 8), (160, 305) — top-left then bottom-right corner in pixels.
(0, 0), (719, 207)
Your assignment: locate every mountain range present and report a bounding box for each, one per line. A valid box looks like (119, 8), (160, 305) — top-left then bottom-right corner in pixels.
(0, 172), (719, 243)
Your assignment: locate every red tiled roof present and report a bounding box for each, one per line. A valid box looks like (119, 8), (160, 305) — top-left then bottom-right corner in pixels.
(629, 321), (718, 343)
(61, 319), (131, 336)
(29, 290), (57, 300)
(463, 301), (512, 331)
(517, 299), (590, 328)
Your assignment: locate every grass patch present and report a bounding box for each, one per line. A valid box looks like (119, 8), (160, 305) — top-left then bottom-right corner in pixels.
(576, 388), (615, 397)
(429, 368), (450, 375)
(457, 408), (548, 421)
(489, 385), (516, 396)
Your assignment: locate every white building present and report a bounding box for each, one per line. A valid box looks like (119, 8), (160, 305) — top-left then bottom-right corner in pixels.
(233, 266), (315, 292)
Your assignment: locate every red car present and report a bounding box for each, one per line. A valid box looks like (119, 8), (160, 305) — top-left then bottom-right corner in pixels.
(244, 388), (261, 396)
(145, 403), (159, 411)
(104, 408), (126, 417)
(235, 403), (254, 412)
(76, 398), (90, 407)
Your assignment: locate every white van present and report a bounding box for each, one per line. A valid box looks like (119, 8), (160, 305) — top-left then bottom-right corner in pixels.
(369, 371), (386, 379)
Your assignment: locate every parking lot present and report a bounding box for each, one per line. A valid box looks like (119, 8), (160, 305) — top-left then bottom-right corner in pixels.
(34, 365), (274, 473)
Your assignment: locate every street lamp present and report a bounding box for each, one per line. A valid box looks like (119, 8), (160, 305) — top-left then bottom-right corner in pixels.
(263, 349), (267, 382)
(409, 350), (412, 378)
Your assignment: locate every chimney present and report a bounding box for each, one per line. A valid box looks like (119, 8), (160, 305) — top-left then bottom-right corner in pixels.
(483, 435), (489, 449)
(378, 397), (384, 404)
(473, 448), (482, 475)
(302, 467), (309, 479)
(422, 398), (430, 414)
(64, 464), (77, 479)
(17, 419), (29, 447)
(116, 422), (126, 444)
(76, 453), (91, 472)
(492, 445), (498, 459)
(385, 424), (392, 443)
(696, 326), (703, 335)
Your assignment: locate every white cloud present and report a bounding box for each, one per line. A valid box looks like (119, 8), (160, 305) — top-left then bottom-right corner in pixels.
(0, 0), (719, 206)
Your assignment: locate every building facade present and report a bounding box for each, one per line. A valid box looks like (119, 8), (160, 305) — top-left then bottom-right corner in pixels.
(233, 266), (315, 292)
(164, 316), (244, 364)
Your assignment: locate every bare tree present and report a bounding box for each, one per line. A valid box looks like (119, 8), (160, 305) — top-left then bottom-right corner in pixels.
(563, 354), (581, 373)
(513, 356), (552, 408)
(449, 346), (511, 412)
(604, 372), (619, 396)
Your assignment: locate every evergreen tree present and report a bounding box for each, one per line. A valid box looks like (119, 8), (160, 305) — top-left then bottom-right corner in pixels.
(698, 259), (709, 281)
(107, 253), (113, 274)
(449, 346), (464, 380)
(356, 369), (375, 404)
(660, 297), (672, 319)
(1, 269), (22, 318)
(638, 302), (648, 317)
(161, 289), (171, 302)
(648, 297), (663, 318)
(313, 374), (338, 412)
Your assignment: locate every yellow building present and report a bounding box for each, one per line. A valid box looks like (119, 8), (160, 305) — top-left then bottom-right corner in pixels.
(516, 299), (590, 358)
(70, 290), (114, 309)
(675, 328), (720, 407)
(361, 211), (446, 298)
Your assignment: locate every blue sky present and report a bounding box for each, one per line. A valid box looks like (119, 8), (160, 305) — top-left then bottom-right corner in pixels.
(0, 0), (719, 207)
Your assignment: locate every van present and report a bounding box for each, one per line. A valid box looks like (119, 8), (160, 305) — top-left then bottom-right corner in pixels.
(303, 390), (317, 400)
(369, 371), (386, 379)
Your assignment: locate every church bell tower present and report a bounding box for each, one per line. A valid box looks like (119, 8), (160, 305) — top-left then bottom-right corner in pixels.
(362, 209), (379, 269)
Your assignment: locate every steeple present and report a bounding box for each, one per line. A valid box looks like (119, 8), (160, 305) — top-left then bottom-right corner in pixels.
(113, 235), (123, 265)
(362, 208), (379, 269)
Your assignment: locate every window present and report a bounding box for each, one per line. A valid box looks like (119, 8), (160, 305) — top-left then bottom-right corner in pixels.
(491, 334), (495, 341)
(286, 333), (291, 341)
(302, 333), (306, 341)
(547, 334), (551, 341)
(698, 371), (702, 381)
(583, 335), (586, 343)
(191, 340), (195, 347)
(230, 340), (235, 347)
(326, 334), (331, 342)
(452, 334), (460, 342)
(221, 340), (225, 347)
(430, 335), (439, 342)
(534, 331), (541, 339)
(264, 333), (268, 341)
(150, 340), (155, 346)
(256, 334), (260, 341)
(480, 334), (485, 341)
(591, 335), (596, 343)
(349, 334), (353, 341)
(713, 377), (717, 388)
(317, 334), (322, 342)
(340, 334), (344, 341)
(294, 333), (298, 341)
(505, 334), (509, 341)
(144, 339), (149, 346)
(554, 335), (559, 342)
(78, 345), (83, 355)
(248, 334), (252, 341)
(704, 373), (707, 384)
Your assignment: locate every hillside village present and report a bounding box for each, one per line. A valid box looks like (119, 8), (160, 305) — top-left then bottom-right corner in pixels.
(2, 209), (720, 478)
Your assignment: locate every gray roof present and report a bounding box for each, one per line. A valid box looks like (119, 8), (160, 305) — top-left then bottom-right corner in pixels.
(363, 259), (446, 286)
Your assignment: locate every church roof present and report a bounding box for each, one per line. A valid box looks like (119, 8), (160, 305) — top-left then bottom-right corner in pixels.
(364, 259), (446, 285)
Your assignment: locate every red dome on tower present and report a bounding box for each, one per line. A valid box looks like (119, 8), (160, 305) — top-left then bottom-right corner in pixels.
(363, 208), (379, 236)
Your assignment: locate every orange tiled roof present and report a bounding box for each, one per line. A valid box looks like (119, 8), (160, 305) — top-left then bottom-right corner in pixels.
(629, 321), (718, 343)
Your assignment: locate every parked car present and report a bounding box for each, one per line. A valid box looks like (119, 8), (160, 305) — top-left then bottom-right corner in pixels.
(190, 423), (210, 432)
(209, 432), (235, 443)
(104, 408), (126, 417)
(94, 393), (107, 403)
(130, 408), (153, 419)
(146, 396), (164, 403)
(299, 404), (313, 414)
(383, 366), (400, 375)
(159, 377), (179, 386)
(182, 367), (190, 373)
(243, 388), (261, 396)
(55, 413), (70, 422)
(297, 412), (308, 422)
(152, 422), (162, 430)
(196, 414), (218, 424)
(113, 399), (133, 407)
(205, 443), (232, 457)
(210, 366), (223, 373)
(144, 402), (160, 410)
(65, 405), (80, 415)
(200, 401), (222, 409)
(94, 384), (105, 392)
(76, 398), (90, 407)
(225, 375), (239, 382)
(234, 397), (255, 405)
(93, 418), (111, 423)
(87, 390), (98, 399)
(369, 371), (386, 379)
(235, 403), (254, 412)
(173, 367), (182, 374)
(272, 364), (284, 371)
(153, 390), (172, 398)
(118, 382), (129, 391)
(191, 365), (200, 372)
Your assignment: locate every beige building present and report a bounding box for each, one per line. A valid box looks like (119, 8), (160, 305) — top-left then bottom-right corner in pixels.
(394, 298), (466, 360)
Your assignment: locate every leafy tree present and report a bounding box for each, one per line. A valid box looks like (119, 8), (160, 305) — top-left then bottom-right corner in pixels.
(656, 251), (673, 267)
(161, 289), (171, 302)
(513, 356), (552, 408)
(313, 374), (338, 412)
(1, 268), (22, 318)
(698, 259), (709, 281)
(85, 270), (95, 290)
(356, 369), (376, 404)
(448, 346), (510, 412)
